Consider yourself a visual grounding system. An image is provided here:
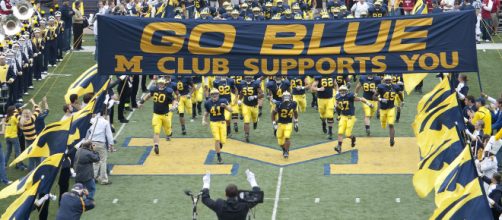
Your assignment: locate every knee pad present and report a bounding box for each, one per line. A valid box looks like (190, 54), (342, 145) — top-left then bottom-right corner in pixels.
(179, 113), (184, 118)
(232, 113), (238, 120)
(327, 118), (334, 124)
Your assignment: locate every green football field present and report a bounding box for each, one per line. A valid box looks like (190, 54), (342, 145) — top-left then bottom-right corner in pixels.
(1, 40), (502, 219)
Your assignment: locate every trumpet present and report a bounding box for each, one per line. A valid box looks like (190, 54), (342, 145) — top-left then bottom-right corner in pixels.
(2, 15), (21, 36)
(13, 0), (35, 20)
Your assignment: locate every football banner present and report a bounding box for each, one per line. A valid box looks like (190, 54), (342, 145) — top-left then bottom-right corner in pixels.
(97, 10), (477, 76)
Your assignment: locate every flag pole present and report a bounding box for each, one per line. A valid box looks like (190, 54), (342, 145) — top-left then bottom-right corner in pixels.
(476, 71), (483, 93)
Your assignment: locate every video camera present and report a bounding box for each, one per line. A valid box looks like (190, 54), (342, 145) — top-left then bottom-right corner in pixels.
(238, 190), (264, 204)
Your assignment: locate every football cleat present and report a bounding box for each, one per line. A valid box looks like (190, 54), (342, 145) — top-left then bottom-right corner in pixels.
(322, 124), (327, 134)
(182, 130), (187, 135)
(154, 145), (159, 155)
(390, 138), (395, 147)
(294, 123), (299, 132)
(253, 122), (258, 130)
(283, 151), (289, 159)
(166, 136), (171, 141)
(328, 134), (333, 140)
(217, 157), (223, 164)
(351, 136), (356, 148)
(334, 145), (342, 154)
(366, 129), (370, 136)
(245, 135), (250, 143)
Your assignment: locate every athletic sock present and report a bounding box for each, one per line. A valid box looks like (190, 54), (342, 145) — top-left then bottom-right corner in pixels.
(396, 110), (401, 121)
(192, 103), (197, 118)
(328, 126), (333, 135)
(217, 153), (221, 158)
(182, 125), (186, 131)
(227, 125), (231, 134)
(365, 125), (370, 130)
(219, 143), (223, 149)
(197, 102), (202, 113)
(338, 141), (342, 147)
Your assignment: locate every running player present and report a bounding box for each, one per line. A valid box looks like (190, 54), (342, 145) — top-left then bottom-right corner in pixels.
(213, 76), (238, 135)
(174, 76), (194, 135)
(390, 73), (404, 123)
(334, 85), (373, 153)
(272, 91), (298, 158)
(267, 76), (291, 110)
(202, 89), (233, 164)
(355, 74), (381, 136)
(375, 75), (404, 147)
(311, 75), (338, 139)
(191, 76), (204, 120)
(138, 78), (178, 155)
(238, 76), (264, 142)
(289, 76), (307, 114)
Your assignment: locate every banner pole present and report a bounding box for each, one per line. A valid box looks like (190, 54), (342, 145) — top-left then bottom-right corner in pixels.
(476, 71), (483, 93)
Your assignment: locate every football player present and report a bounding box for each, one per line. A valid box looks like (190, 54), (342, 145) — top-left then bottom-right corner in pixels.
(334, 85), (373, 153)
(138, 78), (178, 155)
(375, 75), (404, 147)
(191, 76), (204, 120)
(213, 76), (238, 134)
(368, 1), (387, 17)
(390, 73), (404, 123)
(238, 76), (264, 142)
(174, 76), (194, 135)
(311, 75), (338, 139)
(272, 91), (298, 158)
(202, 89), (233, 164)
(289, 76), (308, 113)
(267, 76), (291, 114)
(355, 73), (381, 136)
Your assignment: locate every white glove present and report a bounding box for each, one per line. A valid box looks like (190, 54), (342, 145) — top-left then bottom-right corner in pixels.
(202, 172), (211, 189)
(273, 121), (278, 130)
(368, 103), (374, 108)
(34, 194), (50, 206)
(248, 96), (255, 101)
(397, 81), (404, 86)
(489, 198), (495, 207)
(245, 169), (258, 187)
(49, 194), (57, 201)
(70, 168), (76, 178)
(237, 100), (242, 105)
(380, 98), (388, 103)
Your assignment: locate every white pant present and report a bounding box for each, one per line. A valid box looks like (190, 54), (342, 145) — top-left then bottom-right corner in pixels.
(93, 142), (109, 183)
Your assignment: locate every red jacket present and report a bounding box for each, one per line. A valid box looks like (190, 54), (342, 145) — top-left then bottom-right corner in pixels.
(482, 0), (493, 19)
(403, 0), (415, 11)
(492, 0), (500, 13)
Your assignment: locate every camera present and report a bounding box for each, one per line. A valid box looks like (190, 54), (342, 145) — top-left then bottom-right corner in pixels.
(238, 190), (264, 203)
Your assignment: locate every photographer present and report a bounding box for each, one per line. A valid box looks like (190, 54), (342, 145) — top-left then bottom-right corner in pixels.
(56, 183), (96, 220)
(75, 141), (100, 200)
(201, 169), (262, 220)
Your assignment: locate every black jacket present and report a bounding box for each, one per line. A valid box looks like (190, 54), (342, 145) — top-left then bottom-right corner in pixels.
(202, 187), (261, 220)
(482, 176), (502, 218)
(74, 148), (100, 183)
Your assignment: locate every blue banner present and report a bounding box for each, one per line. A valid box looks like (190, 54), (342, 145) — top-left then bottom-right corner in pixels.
(97, 10), (478, 76)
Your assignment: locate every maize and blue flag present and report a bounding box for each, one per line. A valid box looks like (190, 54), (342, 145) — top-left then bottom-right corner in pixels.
(0, 153), (63, 199)
(412, 78), (466, 198)
(430, 146), (493, 220)
(0, 180), (42, 220)
(10, 119), (70, 166)
(64, 64), (109, 104)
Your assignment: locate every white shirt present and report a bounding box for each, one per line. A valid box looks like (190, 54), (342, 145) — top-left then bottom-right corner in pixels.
(93, 7), (107, 35)
(480, 156), (498, 178)
(87, 116), (114, 145)
(351, 2), (369, 18)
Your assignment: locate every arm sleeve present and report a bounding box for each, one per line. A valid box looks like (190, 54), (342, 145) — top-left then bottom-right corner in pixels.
(84, 198), (96, 211)
(491, 191), (502, 212)
(105, 122), (114, 145)
(247, 187), (262, 209)
(89, 151), (100, 163)
(201, 188), (219, 212)
(481, 175), (493, 184)
(480, 159), (497, 172)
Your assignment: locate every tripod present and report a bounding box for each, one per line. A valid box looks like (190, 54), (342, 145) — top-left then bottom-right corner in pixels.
(184, 190), (203, 220)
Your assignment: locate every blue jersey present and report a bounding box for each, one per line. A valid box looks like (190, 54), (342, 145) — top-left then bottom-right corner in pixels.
(192, 76), (203, 84)
(368, 7), (387, 17)
(240, 80), (260, 106)
(359, 76), (381, 100)
(314, 76), (335, 99)
(267, 79), (291, 101)
(230, 76), (244, 92)
(335, 74), (349, 87)
(149, 86), (175, 114)
(276, 101), (297, 124)
(204, 98), (228, 122)
(336, 92), (355, 116)
(376, 84), (402, 109)
(289, 76), (306, 95)
(213, 79), (235, 102)
(173, 77), (193, 96)
(391, 74), (404, 91)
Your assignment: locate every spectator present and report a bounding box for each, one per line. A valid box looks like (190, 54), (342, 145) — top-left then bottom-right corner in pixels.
(441, 0), (456, 11)
(74, 141), (100, 200)
(60, 0), (75, 52)
(35, 97), (50, 134)
(81, 93), (94, 109)
(481, 0), (494, 42)
(61, 104), (73, 120)
(3, 106), (26, 170)
(455, 74), (469, 107)
(87, 114), (114, 185)
(491, 0), (500, 34)
(91, 1), (108, 61)
(351, 0), (369, 18)
(0, 0), (12, 15)
(463, 95), (477, 119)
(0, 118), (11, 184)
(56, 183), (95, 220)
(72, 1), (85, 50)
(469, 97), (492, 135)
(477, 149), (498, 178)
(20, 99), (41, 171)
(69, 94), (81, 112)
